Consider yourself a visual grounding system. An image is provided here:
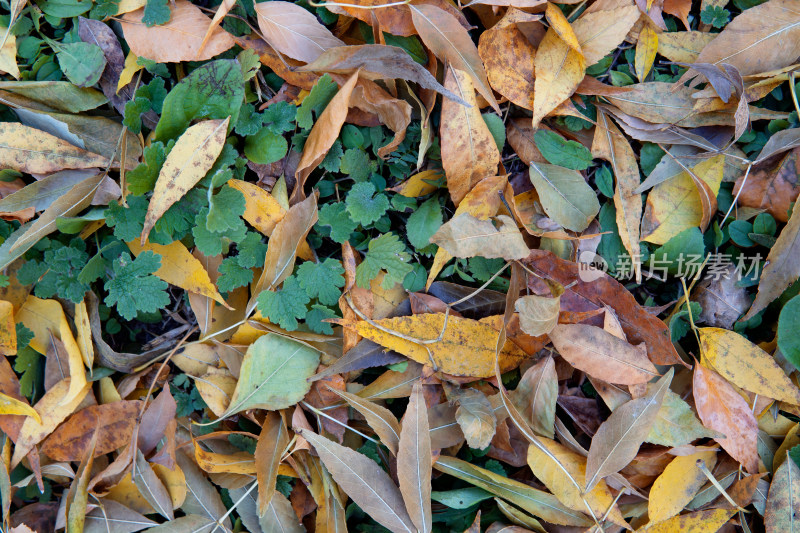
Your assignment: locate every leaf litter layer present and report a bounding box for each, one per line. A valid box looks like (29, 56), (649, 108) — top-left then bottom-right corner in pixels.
(0, 0), (799, 531)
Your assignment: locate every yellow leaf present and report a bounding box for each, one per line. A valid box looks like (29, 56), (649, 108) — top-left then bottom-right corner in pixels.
(227, 179), (285, 235)
(544, 3), (582, 53)
(641, 156), (725, 244)
(532, 20), (586, 129)
(0, 391), (40, 424)
(127, 240), (229, 308)
(440, 67), (500, 206)
(648, 450), (717, 523)
(334, 314), (528, 378)
(638, 508), (736, 532)
(17, 296), (87, 405)
(0, 300), (15, 355)
(388, 169), (441, 198)
(195, 367), (236, 417)
(73, 299), (93, 369)
(194, 439), (256, 474)
(0, 123), (109, 174)
(593, 110), (642, 282)
(115, 0), (146, 14)
(657, 31), (716, 64)
(152, 464), (187, 509)
(572, 5), (641, 66)
(526, 437), (628, 528)
(701, 327), (800, 405)
(0, 25), (19, 79)
(141, 117), (230, 242)
(635, 24), (659, 81)
(774, 423), (800, 470)
(10, 379), (91, 468)
(117, 51), (143, 93)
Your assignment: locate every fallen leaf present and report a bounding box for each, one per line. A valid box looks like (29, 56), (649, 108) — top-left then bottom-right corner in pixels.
(478, 9), (539, 110)
(255, 1), (343, 64)
(527, 437), (627, 527)
(734, 146), (800, 223)
(326, 386), (401, 455)
(641, 154), (725, 244)
(434, 456), (592, 526)
(548, 323), (659, 385)
(700, 327), (800, 405)
(398, 382), (432, 533)
(592, 110), (642, 281)
(294, 71), (359, 203)
(430, 214), (529, 260)
(300, 428), (417, 533)
(451, 387), (497, 450)
(679, 0), (800, 79)
(585, 369), (672, 490)
(635, 23), (659, 81)
(693, 362), (759, 473)
(528, 162), (600, 232)
(532, 5), (586, 128)
(439, 67), (500, 206)
(410, 4), (499, 114)
(0, 123), (108, 174)
(120, 0), (235, 63)
(10, 379), (91, 468)
(40, 401), (141, 461)
(572, 3), (641, 66)
(642, 508), (736, 532)
(512, 356), (557, 439)
(765, 455), (800, 532)
(334, 313), (528, 378)
(141, 117), (229, 242)
(648, 450), (717, 523)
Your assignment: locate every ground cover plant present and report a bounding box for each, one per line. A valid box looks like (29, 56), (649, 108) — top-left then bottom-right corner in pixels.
(0, 0), (799, 530)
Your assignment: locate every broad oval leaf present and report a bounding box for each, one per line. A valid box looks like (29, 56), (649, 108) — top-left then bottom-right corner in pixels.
(528, 162), (600, 232)
(548, 324), (659, 385)
(430, 214), (529, 261)
(223, 333), (319, 416)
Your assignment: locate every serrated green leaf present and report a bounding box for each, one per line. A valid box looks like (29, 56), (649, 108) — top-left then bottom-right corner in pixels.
(355, 233), (412, 289)
(296, 258), (345, 306)
(256, 277), (310, 330)
(104, 251), (170, 321)
(317, 202), (357, 243)
(406, 197), (442, 251)
(206, 186), (246, 233)
(346, 182), (389, 226)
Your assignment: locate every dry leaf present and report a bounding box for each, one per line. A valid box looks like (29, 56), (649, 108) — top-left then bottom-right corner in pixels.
(430, 214), (529, 260)
(255, 1), (343, 64)
(120, 0), (235, 63)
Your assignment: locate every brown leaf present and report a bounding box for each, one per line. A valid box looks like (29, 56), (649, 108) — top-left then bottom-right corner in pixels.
(294, 71), (359, 203)
(743, 191), (800, 320)
(398, 382), (432, 533)
(137, 388), (176, 456)
(348, 78), (412, 158)
(478, 9), (539, 110)
(572, 2), (640, 66)
(735, 146), (800, 223)
(41, 401), (141, 462)
(548, 323), (659, 385)
(255, 1), (343, 64)
(256, 412), (289, 515)
(522, 249), (684, 366)
(299, 44), (464, 105)
(439, 67), (500, 205)
(585, 369), (673, 490)
(300, 429), (416, 533)
(120, 0), (235, 63)
(410, 4), (500, 113)
(679, 0), (800, 80)
(512, 356), (557, 439)
(693, 363), (759, 473)
(326, 386), (402, 455)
